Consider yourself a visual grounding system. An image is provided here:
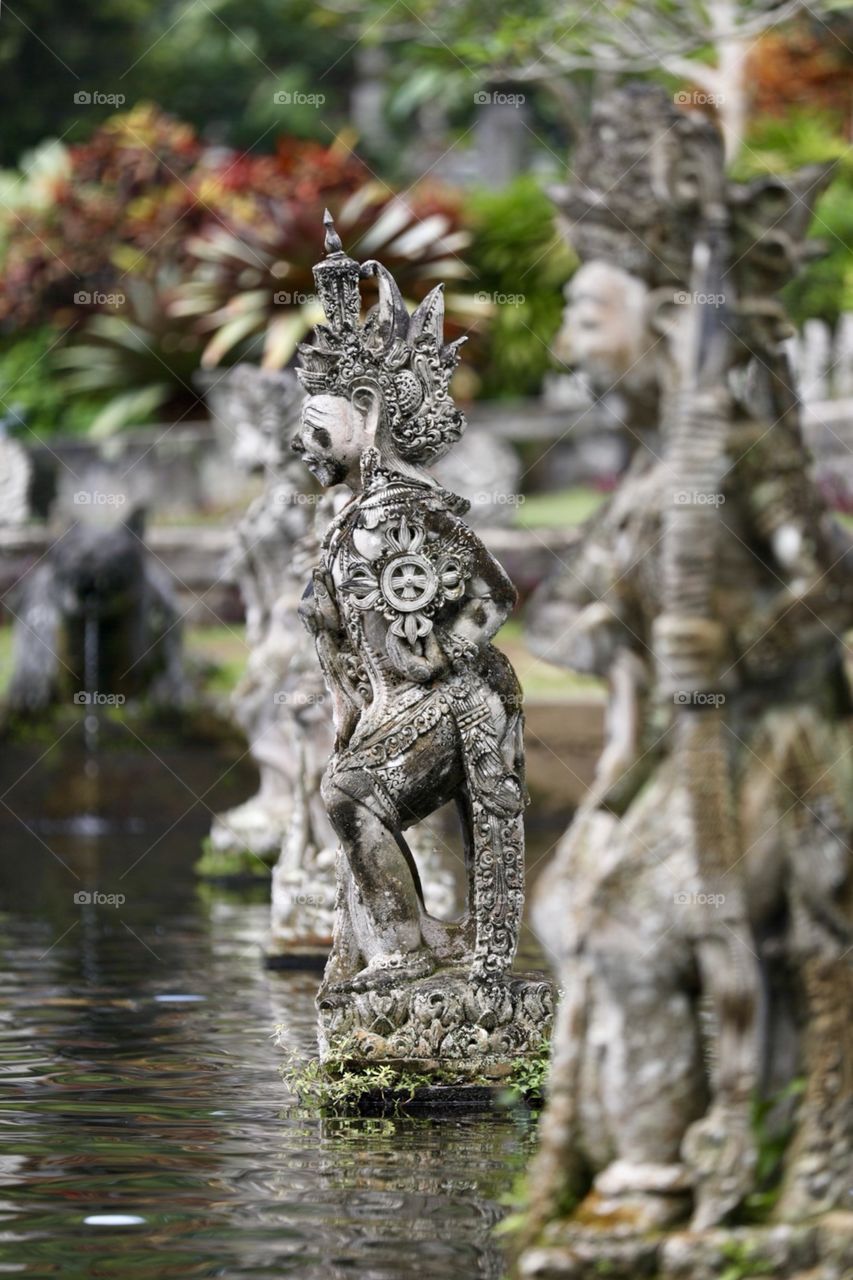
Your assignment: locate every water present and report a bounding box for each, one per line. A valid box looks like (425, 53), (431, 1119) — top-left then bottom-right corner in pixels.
(0, 722), (541, 1279)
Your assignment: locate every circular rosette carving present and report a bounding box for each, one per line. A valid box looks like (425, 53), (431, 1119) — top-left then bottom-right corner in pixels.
(342, 514), (471, 647)
(381, 554), (438, 614)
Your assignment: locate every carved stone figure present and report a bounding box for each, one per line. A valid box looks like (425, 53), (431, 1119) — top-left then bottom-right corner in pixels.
(200, 365), (339, 963)
(520, 86), (853, 1275)
(4, 507), (185, 713)
(203, 365), (455, 963)
(292, 214), (551, 1070)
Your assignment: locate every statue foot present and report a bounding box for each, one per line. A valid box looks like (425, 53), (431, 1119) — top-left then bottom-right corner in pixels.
(328, 949), (435, 994)
(574, 1188), (691, 1232)
(573, 1161), (693, 1231)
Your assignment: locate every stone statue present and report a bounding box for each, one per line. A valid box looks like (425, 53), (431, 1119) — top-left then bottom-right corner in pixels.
(4, 506), (186, 713)
(292, 213), (551, 1070)
(520, 86), (853, 1274)
(201, 365), (339, 960)
(203, 364), (455, 965)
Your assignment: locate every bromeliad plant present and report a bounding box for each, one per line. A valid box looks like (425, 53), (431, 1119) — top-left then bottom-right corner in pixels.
(172, 135), (479, 371)
(0, 110), (482, 434)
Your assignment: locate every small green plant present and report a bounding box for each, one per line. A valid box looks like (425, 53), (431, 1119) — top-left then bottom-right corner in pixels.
(501, 1036), (551, 1105)
(282, 1034), (552, 1115)
(741, 1077), (804, 1222)
(718, 1238), (776, 1280)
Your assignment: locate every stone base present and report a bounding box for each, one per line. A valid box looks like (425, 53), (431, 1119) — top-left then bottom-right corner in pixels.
(317, 969), (553, 1066)
(353, 1081), (528, 1115)
(518, 1214), (853, 1280)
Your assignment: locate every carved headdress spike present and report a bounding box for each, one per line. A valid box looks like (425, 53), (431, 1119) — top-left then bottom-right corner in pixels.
(323, 208), (343, 254)
(298, 213), (466, 466)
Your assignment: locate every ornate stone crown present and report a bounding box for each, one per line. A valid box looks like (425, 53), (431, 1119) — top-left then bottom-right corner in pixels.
(297, 211), (467, 466)
(552, 85), (831, 297)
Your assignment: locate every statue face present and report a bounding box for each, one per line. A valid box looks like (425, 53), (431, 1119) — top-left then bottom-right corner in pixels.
(291, 394), (365, 488)
(555, 262), (654, 392)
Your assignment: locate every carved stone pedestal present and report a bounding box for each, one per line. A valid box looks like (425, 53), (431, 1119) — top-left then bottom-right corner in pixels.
(518, 1217), (853, 1280)
(318, 970), (553, 1072)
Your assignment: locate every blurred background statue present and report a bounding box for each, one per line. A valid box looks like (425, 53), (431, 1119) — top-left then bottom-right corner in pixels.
(521, 85), (853, 1276)
(199, 365), (339, 958)
(5, 503), (186, 714)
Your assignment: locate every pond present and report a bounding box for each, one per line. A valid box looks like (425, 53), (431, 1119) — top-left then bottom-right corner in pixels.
(0, 720), (543, 1279)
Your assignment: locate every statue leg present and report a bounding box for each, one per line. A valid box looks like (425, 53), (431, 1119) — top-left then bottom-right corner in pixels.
(321, 715), (465, 986)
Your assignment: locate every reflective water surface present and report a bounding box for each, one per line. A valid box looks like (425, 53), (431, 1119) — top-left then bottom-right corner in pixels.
(0, 722), (538, 1278)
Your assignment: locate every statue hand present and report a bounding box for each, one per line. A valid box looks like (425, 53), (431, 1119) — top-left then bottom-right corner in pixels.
(313, 569), (342, 633)
(386, 630), (447, 683)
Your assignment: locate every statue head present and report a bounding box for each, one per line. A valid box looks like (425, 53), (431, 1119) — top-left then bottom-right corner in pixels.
(555, 261), (657, 396)
(291, 211), (466, 489)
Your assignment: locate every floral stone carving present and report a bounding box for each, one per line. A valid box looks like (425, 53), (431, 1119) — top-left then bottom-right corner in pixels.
(291, 212), (552, 1075)
(519, 84), (853, 1278)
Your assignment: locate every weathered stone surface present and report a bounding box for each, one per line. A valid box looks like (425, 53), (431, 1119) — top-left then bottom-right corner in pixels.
(318, 970), (553, 1063)
(520, 83), (853, 1268)
(291, 212), (550, 1074)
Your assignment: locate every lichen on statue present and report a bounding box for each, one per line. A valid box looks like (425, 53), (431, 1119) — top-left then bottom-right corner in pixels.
(520, 84), (853, 1271)
(291, 214), (551, 1071)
